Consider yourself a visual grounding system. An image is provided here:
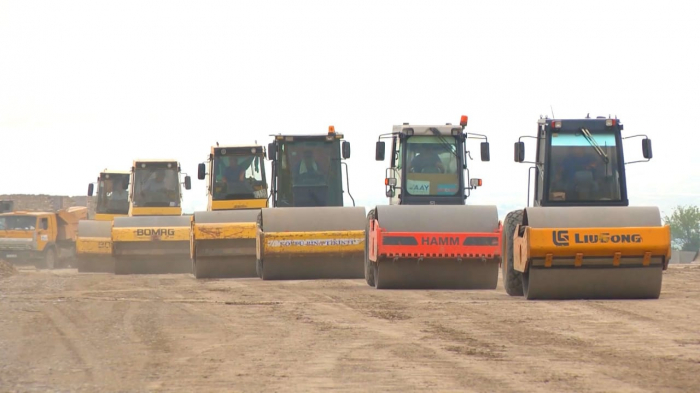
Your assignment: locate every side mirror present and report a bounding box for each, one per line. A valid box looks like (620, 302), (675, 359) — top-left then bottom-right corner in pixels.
(514, 141), (525, 163)
(342, 141), (351, 159)
(197, 163), (206, 180)
(267, 143), (276, 161)
(376, 141), (386, 161)
(184, 176), (192, 190)
(480, 142), (490, 162)
(642, 138), (653, 159)
(87, 183), (94, 197)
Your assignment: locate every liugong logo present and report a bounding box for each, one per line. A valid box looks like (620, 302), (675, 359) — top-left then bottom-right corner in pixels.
(552, 230), (642, 247)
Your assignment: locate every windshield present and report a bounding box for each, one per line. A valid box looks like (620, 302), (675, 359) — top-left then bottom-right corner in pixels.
(96, 174), (130, 214)
(132, 167), (181, 207)
(212, 154), (267, 200)
(404, 135), (460, 196)
(0, 216), (36, 230)
(275, 140), (343, 207)
(548, 131), (622, 202)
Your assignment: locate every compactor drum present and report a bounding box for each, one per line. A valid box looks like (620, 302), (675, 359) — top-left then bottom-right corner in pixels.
(191, 145), (269, 278)
(112, 160), (192, 275)
(503, 117), (671, 299)
(256, 127), (365, 280)
(366, 116), (502, 289)
(76, 170), (130, 273)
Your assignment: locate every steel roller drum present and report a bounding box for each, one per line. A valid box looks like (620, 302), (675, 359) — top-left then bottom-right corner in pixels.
(257, 206), (366, 280)
(191, 209), (261, 279)
(112, 215), (192, 275)
(521, 206), (667, 300)
(373, 205), (501, 289)
(76, 220), (115, 273)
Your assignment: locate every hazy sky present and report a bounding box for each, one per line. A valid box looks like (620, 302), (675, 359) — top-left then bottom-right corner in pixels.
(1, 0), (698, 219)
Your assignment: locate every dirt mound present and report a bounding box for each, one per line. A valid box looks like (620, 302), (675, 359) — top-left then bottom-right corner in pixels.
(0, 259), (18, 277)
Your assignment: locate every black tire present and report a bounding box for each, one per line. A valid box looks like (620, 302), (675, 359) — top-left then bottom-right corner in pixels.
(373, 261), (380, 289)
(502, 210), (524, 296)
(43, 247), (56, 270)
(364, 209), (376, 287)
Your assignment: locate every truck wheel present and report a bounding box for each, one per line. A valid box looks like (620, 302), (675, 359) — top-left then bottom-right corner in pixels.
(364, 209), (376, 287)
(502, 210), (524, 296)
(43, 248), (56, 270)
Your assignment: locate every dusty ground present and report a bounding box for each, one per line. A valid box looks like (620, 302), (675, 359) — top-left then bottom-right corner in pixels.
(1, 264), (699, 393)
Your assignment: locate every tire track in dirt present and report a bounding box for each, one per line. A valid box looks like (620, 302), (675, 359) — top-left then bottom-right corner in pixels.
(239, 280), (524, 392)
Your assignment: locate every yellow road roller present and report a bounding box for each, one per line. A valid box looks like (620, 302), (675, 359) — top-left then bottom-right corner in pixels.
(366, 116), (503, 289)
(502, 116), (671, 299)
(191, 145), (268, 278)
(256, 126), (365, 280)
(76, 170), (130, 273)
(112, 159), (192, 275)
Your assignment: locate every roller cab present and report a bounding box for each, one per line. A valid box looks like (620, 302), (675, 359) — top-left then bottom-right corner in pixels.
(112, 159), (192, 275)
(256, 127), (365, 280)
(76, 170), (130, 273)
(502, 117), (670, 299)
(367, 117), (500, 289)
(191, 144), (269, 279)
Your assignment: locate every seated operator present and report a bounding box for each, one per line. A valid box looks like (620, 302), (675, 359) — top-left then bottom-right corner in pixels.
(558, 146), (600, 199)
(410, 144), (445, 173)
(294, 150), (323, 180)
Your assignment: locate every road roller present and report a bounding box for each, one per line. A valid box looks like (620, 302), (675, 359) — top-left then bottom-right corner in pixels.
(366, 116), (502, 289)
(112, 159), (193, 275)
(255, 126), (366, 280)
(190, 145), (269, 278)
(502, 116), (671, 299)
(76, 170), (131, 273)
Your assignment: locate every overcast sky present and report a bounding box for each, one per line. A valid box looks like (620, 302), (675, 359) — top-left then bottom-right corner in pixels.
(1, 0), (698, 219)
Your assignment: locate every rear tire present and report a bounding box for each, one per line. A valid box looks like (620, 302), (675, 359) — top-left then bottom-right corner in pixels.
(43, 248), (56, 270)
(364, 209), (376, 287)
(502, 210), (524, 296)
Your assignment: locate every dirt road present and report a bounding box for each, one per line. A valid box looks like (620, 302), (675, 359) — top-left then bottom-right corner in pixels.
(1, 263), (699, 392)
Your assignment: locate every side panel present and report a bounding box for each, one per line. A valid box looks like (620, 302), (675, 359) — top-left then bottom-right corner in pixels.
(263, 230), (364, 255)
(211, 199), (268, 210)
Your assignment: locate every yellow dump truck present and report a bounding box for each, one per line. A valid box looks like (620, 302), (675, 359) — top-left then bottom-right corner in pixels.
(0, 207), (88, 269)
(191, 145), (268, 278)
(76, 170), (131, 272)
(111, 159), (192, 275)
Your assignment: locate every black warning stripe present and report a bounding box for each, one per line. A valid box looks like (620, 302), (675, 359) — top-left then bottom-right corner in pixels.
(382, 236), (418, 246)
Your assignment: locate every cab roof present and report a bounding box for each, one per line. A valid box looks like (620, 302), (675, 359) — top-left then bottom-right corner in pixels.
(132, 159), (180, 164)
(391, 124), (463, 136)
(100, 169), (130, 175)
(210, 145), (264, 154)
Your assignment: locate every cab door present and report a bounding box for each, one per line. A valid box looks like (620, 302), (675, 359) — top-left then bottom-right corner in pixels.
(36, 216), (51, 252)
